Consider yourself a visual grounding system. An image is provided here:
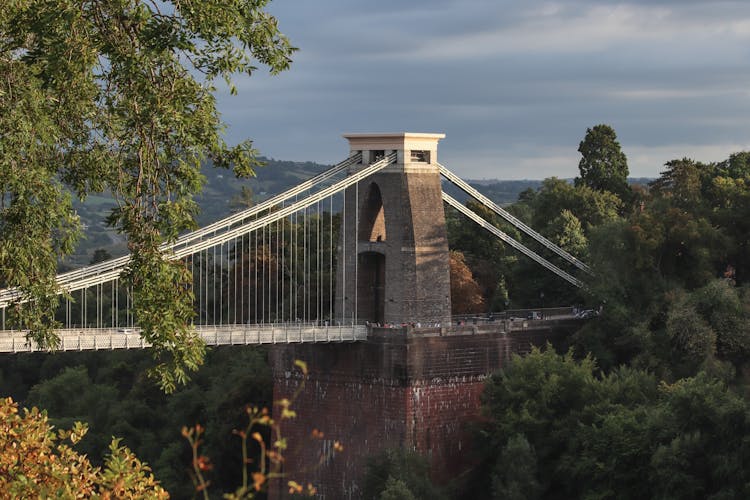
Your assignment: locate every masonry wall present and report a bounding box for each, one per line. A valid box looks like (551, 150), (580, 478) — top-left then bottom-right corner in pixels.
(335, 164), (452, 326)
(269, 322), (577, 499)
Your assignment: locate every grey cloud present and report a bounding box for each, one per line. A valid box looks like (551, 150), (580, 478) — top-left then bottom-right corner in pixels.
(217, 0), (750, 179)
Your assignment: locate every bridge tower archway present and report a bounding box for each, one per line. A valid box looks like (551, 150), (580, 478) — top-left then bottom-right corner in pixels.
(357, 251), (385, 324)
(335, 133), (451, 325)
(359, 182), (386, 242)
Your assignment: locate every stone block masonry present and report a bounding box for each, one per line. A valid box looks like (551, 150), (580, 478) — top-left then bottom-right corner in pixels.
(269, 321), (578, 499)
(335, 133), (452, 327)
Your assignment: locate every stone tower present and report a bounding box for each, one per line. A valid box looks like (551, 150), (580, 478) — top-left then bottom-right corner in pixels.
(334, 132), (451, 325)
(270, 133), (582, 499)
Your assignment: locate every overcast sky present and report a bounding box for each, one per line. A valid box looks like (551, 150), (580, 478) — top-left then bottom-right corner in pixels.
(215, 0), (750, 180)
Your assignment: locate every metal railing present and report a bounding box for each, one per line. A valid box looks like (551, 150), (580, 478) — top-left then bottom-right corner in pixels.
(0, 323), (368, 353)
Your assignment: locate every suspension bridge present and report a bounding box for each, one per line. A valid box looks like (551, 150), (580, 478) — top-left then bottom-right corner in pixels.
(0, 133), (590, 353)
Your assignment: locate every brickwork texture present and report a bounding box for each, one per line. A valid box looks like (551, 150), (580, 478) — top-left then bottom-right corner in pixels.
(269, 323), (577, 499)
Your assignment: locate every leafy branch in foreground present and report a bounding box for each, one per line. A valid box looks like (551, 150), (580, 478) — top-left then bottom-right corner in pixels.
(0, 0), (296, 391)
(0, 396), (167, 498)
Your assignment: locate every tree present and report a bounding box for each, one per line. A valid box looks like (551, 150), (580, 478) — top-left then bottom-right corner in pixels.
(664, 280), (750, 376)
(0, 0), (295, 391)
(528, 177), (621, 235)
(647, 374), (750, 499)
(479, 347), (750, 500)
(363, 449), (448, 500)
(717, 151), (750, 179)
(0, 345), (275, 496)
(491, 434), (541, 500)
(230, 185), (256, 212)
(649, 158), (707, 211)
(708, 153), (750, 284)
(25, 365), (119, 461)
(666, 290), (717, 368)
(90, 248), (113, 265)
(0, 397), (167, 498)
(576, 124), (630, 200)
(380, 477), (417, 500)
(446, 202), (519, 308)
(449, 251), (486, 314)
(549, 209), (587, 257)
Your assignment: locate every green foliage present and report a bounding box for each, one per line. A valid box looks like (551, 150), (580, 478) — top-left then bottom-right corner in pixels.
(380, 477), (417, 500)
(481, 347), (601, 470)
(529, 177), (622, 235)
(650, 158), (707, 211)
(648, 374), (750, 500)
(661, 280), (750, 379)
(0, 0), (295, 390)
(666, 291), (716, 364)
(0, 52), (81, 343)
(480, 347), (750, 500)
(549, 209), (587, 257)
(451, 142), (750, 498)
(576, 124), (631, 200)
(0, 397), (167, 498)
(447, 202), (516, 284)
(447, 174), (623, 311)
(125, 250), (205, 393)
(0, 345), (273, 496)
(491, 434), (541, 500)
(576, 154), (741, 370)
(363, 448), (449, 500)
(25, 365), (119, 460)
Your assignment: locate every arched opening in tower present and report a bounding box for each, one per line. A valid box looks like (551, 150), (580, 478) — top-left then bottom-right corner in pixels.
(357, 251), (385, 325)
(359, 182), (386, 242)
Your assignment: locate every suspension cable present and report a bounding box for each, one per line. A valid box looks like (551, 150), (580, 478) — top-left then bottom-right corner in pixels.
(0, 153), (364, 309)
(442, 192), (584, 288)
(439, 163), (593, 275)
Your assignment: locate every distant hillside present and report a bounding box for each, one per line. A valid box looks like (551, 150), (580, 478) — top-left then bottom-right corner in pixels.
(194, 157), (328, 226)
(443, 179), (543, 206)
(67, 157), (329, 267)
(446, 176), (653, 205)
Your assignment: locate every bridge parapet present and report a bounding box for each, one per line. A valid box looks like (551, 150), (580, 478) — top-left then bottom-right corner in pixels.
(368, 315), (582, 338)
(0, 323), (367, 353)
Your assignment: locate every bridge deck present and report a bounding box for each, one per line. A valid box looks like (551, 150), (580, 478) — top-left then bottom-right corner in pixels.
(0, 323), (367, 353)
(0, 309), (586, 354)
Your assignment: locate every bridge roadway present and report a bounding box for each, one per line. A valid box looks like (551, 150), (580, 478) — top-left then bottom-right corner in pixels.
(0, 323), (368, 353)
(0, 307), (585, 353)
